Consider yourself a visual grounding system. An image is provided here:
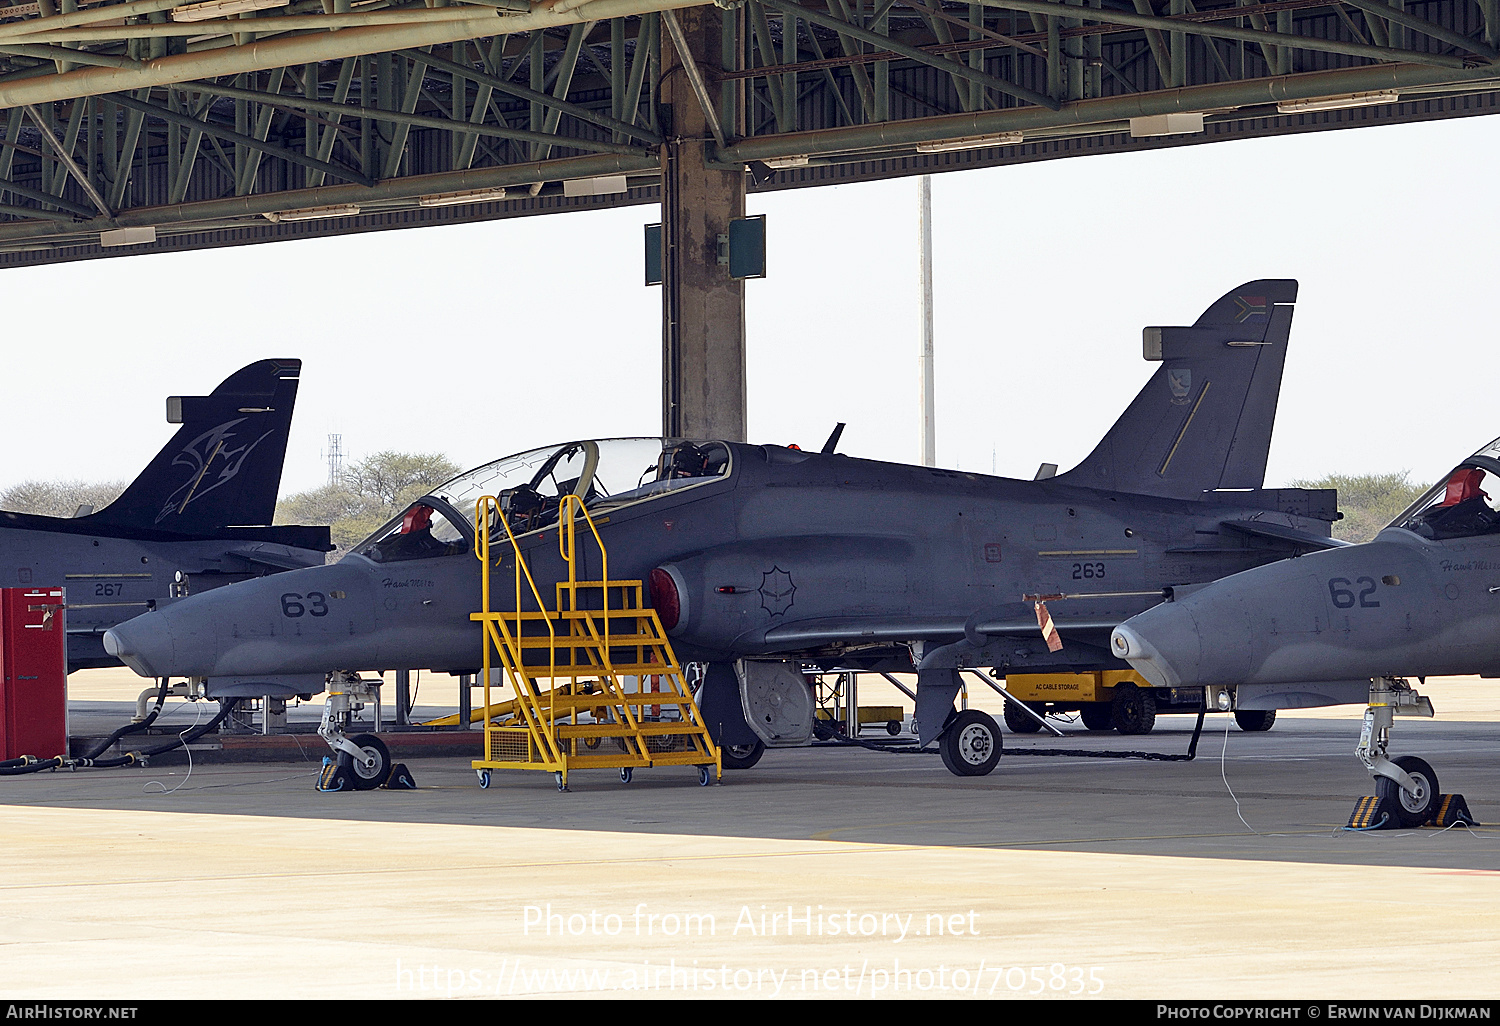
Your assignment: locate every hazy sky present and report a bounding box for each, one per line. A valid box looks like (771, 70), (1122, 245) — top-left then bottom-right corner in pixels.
(2, 111), (1496, 500)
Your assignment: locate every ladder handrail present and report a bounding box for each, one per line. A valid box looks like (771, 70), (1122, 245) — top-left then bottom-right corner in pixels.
(475, 495), (558, 734)
(557, 493), (611, 679)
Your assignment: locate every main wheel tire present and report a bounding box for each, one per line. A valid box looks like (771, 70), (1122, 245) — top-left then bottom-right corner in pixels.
(1376, 755), (1440, 828)
(346, 733), (390, 791)
(1234, 709), (1277, 732)
(720, 739), (765, 770)
(938, 710), (1002, 777)
(1079, 703), (1113, 731)
(1002, 698), (1043, 734)
(1110, 685), (1157, 735)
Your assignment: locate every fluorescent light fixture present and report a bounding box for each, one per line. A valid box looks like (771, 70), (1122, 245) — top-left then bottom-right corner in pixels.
(1129, 113), (1205, 138)
(562, 175), (629, 198)
(915, 131), (1023, 153)
(417, 188), (508, 208)
(262, 204), (360, 223)
(1276, 90), (1399, 114)
(762, 155), (811, 168)
(172, 0), (290, 21)
(100, 226), (157, 247)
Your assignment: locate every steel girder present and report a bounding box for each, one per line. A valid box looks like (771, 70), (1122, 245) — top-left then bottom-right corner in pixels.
(0, 0), (1496, 265)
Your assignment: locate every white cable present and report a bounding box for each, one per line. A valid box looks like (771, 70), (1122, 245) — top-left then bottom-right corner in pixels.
(1219, 713), (1260, 835)
(142, 699), (207, 795)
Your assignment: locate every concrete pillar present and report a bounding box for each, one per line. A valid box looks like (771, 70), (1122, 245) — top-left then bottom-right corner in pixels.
(660, 6), (746, 441)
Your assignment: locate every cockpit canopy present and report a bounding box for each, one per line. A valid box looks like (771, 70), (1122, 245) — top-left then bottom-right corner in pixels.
(1392, 436), (1500, 540)
(354, 438), (732, 562)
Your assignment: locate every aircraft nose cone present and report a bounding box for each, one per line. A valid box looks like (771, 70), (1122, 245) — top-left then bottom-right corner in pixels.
(1111, 599), (1217, 689)
(1110, 622), (1184, 688)
(103, 616), (171, 679)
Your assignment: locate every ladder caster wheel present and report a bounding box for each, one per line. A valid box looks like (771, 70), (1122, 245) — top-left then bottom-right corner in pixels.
(620, 767), (633, 784)
(697, 765), (713, 787)
(555, 771), (569, 792)
(477, 769), (491, 789)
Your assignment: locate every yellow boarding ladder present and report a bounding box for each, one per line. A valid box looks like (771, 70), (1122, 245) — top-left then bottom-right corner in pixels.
(470, 493), (722, 791)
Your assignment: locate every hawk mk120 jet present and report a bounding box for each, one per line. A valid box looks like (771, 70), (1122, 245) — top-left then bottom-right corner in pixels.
(2, 359), (331, 672)
(1112, 437), (1500, 826)
(105, 281), (1339, 781)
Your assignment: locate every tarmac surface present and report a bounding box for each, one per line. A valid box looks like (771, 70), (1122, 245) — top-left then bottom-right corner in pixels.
(3, 671), (1498, 1000)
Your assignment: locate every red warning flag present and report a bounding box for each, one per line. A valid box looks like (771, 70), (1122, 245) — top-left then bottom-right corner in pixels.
(1034, 600), (1063, 653)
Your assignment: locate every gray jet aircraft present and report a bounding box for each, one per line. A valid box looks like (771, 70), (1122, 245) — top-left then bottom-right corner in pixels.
(104, 281), (1339, 781)
(1112, 436), (1500, 825)
(3, 359), (331, 671)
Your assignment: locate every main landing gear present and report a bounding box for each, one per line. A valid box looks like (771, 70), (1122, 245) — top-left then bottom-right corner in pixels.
(939, 710), (1002, 777)
(1348, 677), (1473, 830)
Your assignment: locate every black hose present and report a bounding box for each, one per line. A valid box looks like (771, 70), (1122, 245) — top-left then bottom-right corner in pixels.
(76, 698), (242, 768)
(0, 679), (173, 773)
(811, 708), (1209, 763)
(0, 698), (245, 774)
(0, 756), (68, 776)
(80, 679), (169, 761)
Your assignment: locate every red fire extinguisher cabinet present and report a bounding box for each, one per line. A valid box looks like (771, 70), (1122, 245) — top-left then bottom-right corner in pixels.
(0, 588), (68, 760)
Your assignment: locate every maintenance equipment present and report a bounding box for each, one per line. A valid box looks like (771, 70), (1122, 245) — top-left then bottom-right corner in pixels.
(469, 493), (720, 791)
(999, 669), (1276, 735)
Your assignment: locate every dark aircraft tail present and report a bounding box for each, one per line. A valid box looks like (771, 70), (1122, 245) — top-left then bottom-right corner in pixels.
(1056, 280), (1297, 501)
(83, 359), (302, 534)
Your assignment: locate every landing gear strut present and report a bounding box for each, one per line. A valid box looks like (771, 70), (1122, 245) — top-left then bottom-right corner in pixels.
(1355, 677), (1439, 827)
(317, 674), (397, 791)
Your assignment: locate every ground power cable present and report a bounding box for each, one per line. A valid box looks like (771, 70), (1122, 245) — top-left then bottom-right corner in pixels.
(810, 709), (1208, 762)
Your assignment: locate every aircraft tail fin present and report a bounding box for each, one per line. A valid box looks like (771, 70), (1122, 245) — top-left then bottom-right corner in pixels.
(1055, 280), (1297, 500)
(84, 359), (302, 534)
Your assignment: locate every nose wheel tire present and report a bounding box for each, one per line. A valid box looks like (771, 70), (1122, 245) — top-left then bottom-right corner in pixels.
(939, 710), (1002, 777)
(1376, 755), (1440, 828)
(719, 739), (765, 770)
(1234, 709), (1277, 732)
(346, 733), (390, 791)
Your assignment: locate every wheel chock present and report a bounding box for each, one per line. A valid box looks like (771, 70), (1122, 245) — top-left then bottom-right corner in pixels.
(1431, 794), (1480, 828)
(1347, 795), (1399, 830)
(381, 763), (417, 790)
(316, 756), (354, 792)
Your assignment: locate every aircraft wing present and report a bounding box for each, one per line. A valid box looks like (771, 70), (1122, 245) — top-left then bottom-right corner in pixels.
(763, 617), (967, 646)
(1218, 519), (1350, 550)
(763, 615), (1122, 647)
(224, 545), (323, 571)
(970, 617), (1121, 636)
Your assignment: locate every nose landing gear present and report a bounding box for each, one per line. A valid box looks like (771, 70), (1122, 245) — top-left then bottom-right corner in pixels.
(1348, 678), (1475, 830)
(315, 674), (414, 792)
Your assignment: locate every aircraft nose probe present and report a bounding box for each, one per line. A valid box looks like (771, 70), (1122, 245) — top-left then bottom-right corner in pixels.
(1108, 625), (1176, 689)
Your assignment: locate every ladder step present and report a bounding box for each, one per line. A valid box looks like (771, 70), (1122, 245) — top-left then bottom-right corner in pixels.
(565, 754), (653, 769)
(558, 723), (693, 738)
(513, 693), (695, 707)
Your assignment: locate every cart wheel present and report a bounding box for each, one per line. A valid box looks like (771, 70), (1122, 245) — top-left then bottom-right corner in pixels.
(585, 736), (601, 749)
(477, 769), (492, 789)
(555, 771), (569, 792)
(886, 720), (901, 736)
(697, 765), (713, 787)
(620, 767), (633, 784)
